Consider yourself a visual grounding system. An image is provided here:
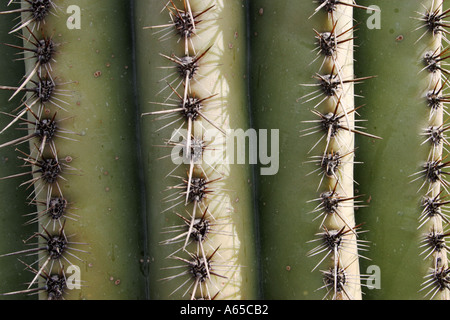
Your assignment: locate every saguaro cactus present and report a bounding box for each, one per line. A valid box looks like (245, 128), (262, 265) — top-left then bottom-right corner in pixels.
(0, 0), (450, 301)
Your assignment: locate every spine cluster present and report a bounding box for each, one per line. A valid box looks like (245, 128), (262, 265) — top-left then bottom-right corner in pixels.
(302, 0), (379, 300)
(0, 1), (81, 299)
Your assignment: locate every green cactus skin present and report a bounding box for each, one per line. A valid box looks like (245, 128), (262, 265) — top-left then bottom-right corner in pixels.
(7, 0), (147, 299)
(134, 0), (259, 300)
(0, 1), (36, 299)
(355, 0), (449, 300)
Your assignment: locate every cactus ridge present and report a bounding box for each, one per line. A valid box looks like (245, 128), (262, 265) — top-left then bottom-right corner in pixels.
(9, 0), (450, 301)
(0, 0), (82, 299)
(301, 0), (382, 300)
(142, 0), (245, 300)
(412, 0), (450, 300)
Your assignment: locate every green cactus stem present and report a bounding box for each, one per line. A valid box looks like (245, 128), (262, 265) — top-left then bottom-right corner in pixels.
(134, 0), (259, 299)
(249, 0), (380, 300)
(3, 0), (148, 299)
